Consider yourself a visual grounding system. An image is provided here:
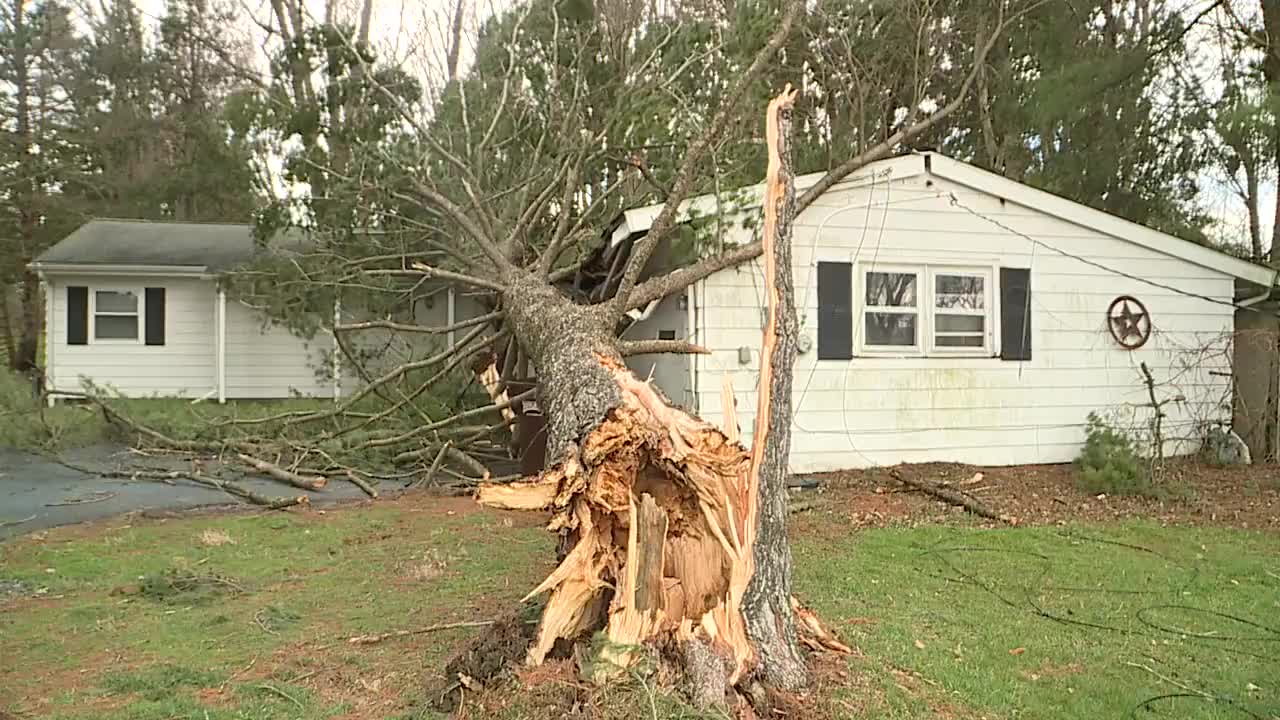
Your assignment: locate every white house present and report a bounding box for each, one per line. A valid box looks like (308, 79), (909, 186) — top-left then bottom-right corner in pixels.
(31, 220), (485, 402)
(617, 152), (1278, 472)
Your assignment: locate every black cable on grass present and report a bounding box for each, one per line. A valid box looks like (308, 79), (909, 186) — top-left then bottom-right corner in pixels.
(905, 531), (1278, 719)
(1131, 693), (1265, 720)
(1136, 605), (1280, 643)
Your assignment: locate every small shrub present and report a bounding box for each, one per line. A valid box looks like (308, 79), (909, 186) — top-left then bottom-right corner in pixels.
(1076, 412), (1157, 498)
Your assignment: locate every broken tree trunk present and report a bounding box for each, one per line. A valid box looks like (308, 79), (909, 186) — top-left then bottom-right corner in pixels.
(473, 86), (840, 700)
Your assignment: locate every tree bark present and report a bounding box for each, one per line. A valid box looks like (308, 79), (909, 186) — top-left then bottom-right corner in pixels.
(740, 84), (806, 691)
(16, 268), (40, 373)
(1245, 158), (1263, 261)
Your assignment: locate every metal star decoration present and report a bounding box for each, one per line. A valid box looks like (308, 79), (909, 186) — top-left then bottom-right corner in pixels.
(1107, 296), (1150, 349)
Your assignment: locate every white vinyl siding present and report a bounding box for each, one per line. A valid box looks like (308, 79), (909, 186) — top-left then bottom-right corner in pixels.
(693, 171), (1236, 472)
(46, 274), (340, 400)
(223, 299), (335, 399)
(46, 276), (213, 397)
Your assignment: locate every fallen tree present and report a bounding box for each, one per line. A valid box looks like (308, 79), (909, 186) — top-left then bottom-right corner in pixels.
(472, 87), (828, 703)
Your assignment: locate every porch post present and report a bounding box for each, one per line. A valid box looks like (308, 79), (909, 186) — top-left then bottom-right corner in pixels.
(217, 284), (226, 404)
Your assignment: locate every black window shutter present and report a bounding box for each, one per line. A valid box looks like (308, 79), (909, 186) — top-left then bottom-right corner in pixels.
(999, 268), (1032, 361)
(145, 287), (166, 346)
(67, 286), (88, 345)
(816, 261), (853, 359)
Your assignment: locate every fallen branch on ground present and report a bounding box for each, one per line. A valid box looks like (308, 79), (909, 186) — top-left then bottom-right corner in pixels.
(56, 389), (251, 454)
(185, 473), (309, 510)
(889, 469), (1018, 525)
(45, 491), (117, 507)
(52, 459), (306, 510)
(348, 620), (495, 645)
(344, 470), (379, 498)
(236, 453), (327, 491)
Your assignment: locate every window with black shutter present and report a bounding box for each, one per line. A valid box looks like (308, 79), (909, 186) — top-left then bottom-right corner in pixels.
(999, 268), (1032, 361)
(816, 261), (853, 359)
(145, 288), (166, 346)
(67, 286), (88, 345)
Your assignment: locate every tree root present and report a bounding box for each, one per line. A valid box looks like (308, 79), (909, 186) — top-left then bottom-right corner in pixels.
(429, 607), (541, 714)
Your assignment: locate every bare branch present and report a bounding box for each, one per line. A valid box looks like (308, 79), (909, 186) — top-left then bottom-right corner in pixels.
(612, 2), (1026, 312)
(624, 240), (763, 312)
(336, 309), (503, 335)
(608, 0), (804, 322)
(617, 339), (710, 356)
(797, 1), (1014, 212)
(355, 264), (507, 292)
(366, 388), (537, 451)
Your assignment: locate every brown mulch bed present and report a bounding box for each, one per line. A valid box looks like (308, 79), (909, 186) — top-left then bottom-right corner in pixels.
(802, 460), (1280, 531)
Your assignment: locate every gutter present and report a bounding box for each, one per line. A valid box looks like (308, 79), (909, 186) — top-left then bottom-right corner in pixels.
(29, 262), (212, 277)
(1238, 269), (1279, 308)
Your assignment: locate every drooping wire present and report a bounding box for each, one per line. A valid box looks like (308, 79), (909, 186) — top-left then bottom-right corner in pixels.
(902, 529), (1278, 718)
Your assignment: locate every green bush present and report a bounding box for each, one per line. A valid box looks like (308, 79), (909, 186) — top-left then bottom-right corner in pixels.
(1076, 412), (1157, 498)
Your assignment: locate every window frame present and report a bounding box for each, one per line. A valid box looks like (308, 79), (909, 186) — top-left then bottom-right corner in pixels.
(852, 262), (997, 358)
(858, 264), (923, 354)
(90, 287), (144, 344)
(927, 266), (994, 356)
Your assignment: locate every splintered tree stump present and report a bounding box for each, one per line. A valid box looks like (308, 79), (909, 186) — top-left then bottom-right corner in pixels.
(481, 358), (758, 676)
(473, 86), (848, 702)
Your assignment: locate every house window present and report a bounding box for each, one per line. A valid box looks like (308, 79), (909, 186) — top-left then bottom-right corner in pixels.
(94, 290), (140, 340)
(931, 270), (987, 351)
(856, 264), (993, 355)
(862, 269), (920, 349)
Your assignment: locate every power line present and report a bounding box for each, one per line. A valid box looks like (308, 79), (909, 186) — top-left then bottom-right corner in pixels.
(946, 193), (1276, 315)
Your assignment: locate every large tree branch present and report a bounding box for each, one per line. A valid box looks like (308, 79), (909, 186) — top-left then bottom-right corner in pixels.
(404, 178), (512, 274)
(617, 339), (710, 356)
(623, 240), (763, 312)
(606, 0), (804, 323)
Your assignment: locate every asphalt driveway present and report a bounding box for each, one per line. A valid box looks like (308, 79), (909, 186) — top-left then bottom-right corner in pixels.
(0, 444), (372, 540)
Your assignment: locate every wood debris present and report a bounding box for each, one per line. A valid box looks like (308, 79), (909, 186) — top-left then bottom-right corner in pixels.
(889, 469), (1017, 525)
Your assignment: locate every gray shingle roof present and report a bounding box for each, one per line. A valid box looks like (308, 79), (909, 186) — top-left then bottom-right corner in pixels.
(33, 219), (307, 271)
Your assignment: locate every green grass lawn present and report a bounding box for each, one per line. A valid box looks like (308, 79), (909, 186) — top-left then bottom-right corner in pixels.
(2, 500), (1277, 720)
(797, 523), (1280, 719)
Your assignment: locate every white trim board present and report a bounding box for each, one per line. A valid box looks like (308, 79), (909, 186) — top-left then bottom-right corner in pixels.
(30, 262), (211, 278)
